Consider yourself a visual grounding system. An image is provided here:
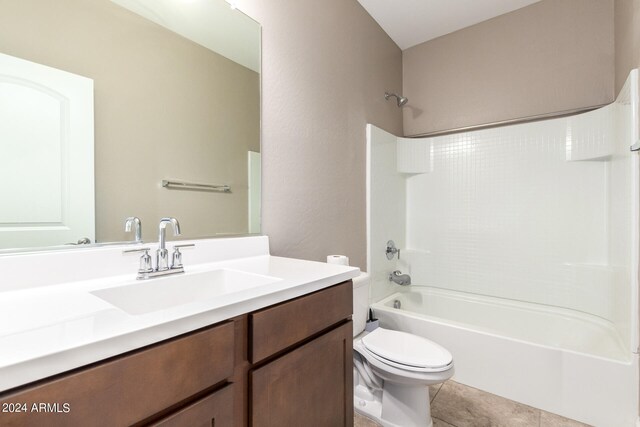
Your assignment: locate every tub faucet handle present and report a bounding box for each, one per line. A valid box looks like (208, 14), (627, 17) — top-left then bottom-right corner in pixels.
(386, 240), (400, 260)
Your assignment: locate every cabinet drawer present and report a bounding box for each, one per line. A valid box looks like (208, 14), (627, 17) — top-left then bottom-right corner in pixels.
(151, 384), (234, 427)
(250, 281), (352, 363)
(0, 321), (235, 427)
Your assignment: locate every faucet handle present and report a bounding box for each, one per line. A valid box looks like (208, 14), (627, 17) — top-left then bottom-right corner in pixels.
(123, 247), (151, 254)
(123, 247), (153, 273)
(171, 244), (195, 269)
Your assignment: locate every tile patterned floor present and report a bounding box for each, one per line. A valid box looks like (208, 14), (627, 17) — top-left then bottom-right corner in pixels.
(354, 381), (591, 427)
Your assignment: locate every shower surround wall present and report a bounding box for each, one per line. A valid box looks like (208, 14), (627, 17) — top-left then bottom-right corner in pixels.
(366, 125), (406, 303)
(406, 111), (634, 357)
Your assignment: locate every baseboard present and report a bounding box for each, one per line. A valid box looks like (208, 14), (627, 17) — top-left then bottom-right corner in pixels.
(636, 416), (640, 427)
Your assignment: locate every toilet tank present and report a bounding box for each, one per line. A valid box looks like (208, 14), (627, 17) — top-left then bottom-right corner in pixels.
(352, 273), (370, 337)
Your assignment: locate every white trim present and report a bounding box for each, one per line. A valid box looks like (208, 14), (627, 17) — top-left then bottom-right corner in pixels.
(630, 69), (640, 353)
(366, 124), (372, 274)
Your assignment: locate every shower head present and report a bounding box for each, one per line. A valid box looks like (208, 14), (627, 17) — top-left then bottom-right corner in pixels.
(385, 92), (408, 107)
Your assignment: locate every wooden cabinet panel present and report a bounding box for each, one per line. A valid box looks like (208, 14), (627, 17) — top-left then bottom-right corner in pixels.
(0, 321), (235, 427)
(230, 314), (250, 427)
(250, 321), (353, 427)
(250, 281), (352, 363)
(150, 384), (234, 427)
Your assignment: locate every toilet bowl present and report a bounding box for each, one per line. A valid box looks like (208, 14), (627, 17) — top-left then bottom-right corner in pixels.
(352, 273), (454, 427)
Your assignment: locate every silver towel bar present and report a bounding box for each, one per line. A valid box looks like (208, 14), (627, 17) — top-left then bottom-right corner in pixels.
(161, 179), (231, 193)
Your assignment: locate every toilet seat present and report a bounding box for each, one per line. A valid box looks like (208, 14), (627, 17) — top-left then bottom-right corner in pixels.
(360, 328), (453, 373)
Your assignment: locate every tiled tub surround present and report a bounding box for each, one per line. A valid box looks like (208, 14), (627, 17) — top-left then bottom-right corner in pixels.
(0, 236), (360, 391)
(365, 71), (640, 426)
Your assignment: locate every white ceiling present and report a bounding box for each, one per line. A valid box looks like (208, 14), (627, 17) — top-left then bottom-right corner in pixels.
(111, 0), (260, 72)
(357, 0), (542, 50)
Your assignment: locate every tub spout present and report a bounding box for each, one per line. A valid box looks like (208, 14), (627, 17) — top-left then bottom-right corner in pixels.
(389, 270), (411, 286)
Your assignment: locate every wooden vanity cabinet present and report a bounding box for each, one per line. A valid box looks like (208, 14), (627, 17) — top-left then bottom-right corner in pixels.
(0, 280), (353, 427)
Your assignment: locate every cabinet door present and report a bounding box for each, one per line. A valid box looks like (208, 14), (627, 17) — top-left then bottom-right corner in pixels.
(250, 321), (353, 427)
(151, 384), (233, 427)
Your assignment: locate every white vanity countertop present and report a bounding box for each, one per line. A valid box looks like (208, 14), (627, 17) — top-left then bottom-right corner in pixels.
(0, 236), (360, 392)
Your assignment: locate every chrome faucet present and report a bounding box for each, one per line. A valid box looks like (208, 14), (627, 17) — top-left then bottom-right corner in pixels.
(122, 217), (194, 280)
(124, 217), (142, 243)
(389, 270), (411, 286)
(157, 217), (181, 271)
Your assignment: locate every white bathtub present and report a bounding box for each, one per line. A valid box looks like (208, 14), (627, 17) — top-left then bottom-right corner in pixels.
(372, 286), (639, 427)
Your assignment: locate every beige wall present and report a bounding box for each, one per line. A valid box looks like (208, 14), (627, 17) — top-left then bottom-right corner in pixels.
(0, 0), (399, 267)
(615, 0), (640, 93)
(402, 0), (615, 136)
(238, 0), (403, 269)
(0, 0), (259, 244)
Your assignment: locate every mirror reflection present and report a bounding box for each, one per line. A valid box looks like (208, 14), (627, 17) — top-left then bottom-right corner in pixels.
(0, 0), (261, 251)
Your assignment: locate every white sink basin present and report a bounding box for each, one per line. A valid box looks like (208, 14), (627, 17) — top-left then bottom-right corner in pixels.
(91, 269), (281, 315)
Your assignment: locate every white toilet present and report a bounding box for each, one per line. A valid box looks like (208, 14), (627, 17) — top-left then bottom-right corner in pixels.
(352, 273), (454, 427)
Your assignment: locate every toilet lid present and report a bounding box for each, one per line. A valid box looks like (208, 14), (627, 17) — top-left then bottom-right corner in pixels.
(361, 328), (452, 369)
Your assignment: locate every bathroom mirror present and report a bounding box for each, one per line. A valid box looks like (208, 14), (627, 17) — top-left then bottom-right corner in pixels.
(0, 0), (261, 251)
